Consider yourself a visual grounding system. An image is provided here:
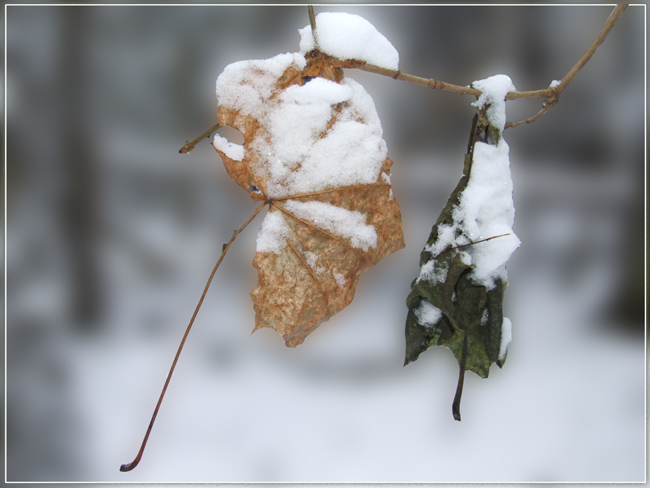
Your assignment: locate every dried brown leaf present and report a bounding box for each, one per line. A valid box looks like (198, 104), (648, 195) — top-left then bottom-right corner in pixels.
(214, 53), (404, 347)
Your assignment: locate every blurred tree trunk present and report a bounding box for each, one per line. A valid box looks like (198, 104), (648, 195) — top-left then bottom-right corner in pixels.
(60, 7), (103, 331)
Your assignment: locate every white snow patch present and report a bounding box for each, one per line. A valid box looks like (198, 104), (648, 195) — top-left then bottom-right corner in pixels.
(213, 133), (244, 161)
(216, 52), (306, 119)
(299, 12), (399, 70)
(424, 223), (468, 259)
(263, 77), (387, 198)
(499, 317), (512, 360)
(216, 54), (389, 200)
(455, 139), (521, 287)
(414, 301), (443, 327)
(303, 251), (325, 274)
(471, 74), (516, 133)
(256, 210), (291, 254)
(549, 79), (561, 89)
(333, 272), (347, 288)
(416, 259), (448, 285)
(282, 200), (377, 252)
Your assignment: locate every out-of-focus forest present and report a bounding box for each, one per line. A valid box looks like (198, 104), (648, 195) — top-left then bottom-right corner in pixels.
(6, 4), (645, 483)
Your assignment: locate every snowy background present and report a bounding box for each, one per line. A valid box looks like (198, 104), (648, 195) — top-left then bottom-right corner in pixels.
(6, 4), (645, 483)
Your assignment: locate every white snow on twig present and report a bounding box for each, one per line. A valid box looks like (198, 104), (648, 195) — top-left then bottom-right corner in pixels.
(472, 74), (516, 133)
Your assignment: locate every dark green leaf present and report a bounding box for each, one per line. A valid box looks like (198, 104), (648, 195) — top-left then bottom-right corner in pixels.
(404, 110), (513, 419)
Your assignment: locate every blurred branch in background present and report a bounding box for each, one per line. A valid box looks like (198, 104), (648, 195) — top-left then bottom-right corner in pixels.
(60, 7), (104, 331)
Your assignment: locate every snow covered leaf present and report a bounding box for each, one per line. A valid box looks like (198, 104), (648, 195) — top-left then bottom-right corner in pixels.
(299, 12), (399, 70)
(214, 48), (404, 347)
(404, 75), (520, 418)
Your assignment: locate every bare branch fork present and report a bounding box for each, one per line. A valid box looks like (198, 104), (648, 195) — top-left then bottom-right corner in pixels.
(353, 4), (628, 128)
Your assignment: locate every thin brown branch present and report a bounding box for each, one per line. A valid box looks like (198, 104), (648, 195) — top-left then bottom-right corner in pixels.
(353, 4), (628, 128)
(505, 103), (556, 129)
(506, 4), (627, 127)
(356, 63), (481, 97)
(119, 202), (266, 472)
(509, 3), (628, 101)
(179, 121), (221, 154)
(308, 5), (319, 50)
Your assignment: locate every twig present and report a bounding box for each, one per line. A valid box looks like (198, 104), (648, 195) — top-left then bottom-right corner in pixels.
(454, 233), (511, 251)
(505, 103), (556, 129)
(356, 63), (481, 97)
(179, 121), (221, 154)
(353, 5), (628, 127)
(505, 3), (628, 127)
(510, 3), (628, 101)
(308, 5), (319, 50)
(119, 202), (266, 472)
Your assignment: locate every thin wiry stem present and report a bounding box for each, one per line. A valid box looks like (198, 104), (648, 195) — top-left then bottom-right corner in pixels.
(119, 202), (266, 472)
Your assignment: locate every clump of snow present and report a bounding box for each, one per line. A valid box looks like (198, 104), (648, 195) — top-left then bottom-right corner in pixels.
(333, 272), (347, 288)
(215, 53), (306, 119)
(549, 79), (561, 89)
(213, 133), (244, 161)
(419, 74), (521, 290)
(282, 200), (377, 252)
(499, 317), (512, 360)
(299, 12), (399, 70)
(263, 76), (387, 198)
(417, 259), (448, 285)
(414, 301), (443, 327)
(471, 74), (515, 133)
(256, 210), (291, 255)
(303, 251), (325, 274)
(455, 139), (521, 287)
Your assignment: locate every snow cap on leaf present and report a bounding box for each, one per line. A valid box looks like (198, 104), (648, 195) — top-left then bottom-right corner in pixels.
(299, 12), (399, 70)
(471, 74), (515, 133)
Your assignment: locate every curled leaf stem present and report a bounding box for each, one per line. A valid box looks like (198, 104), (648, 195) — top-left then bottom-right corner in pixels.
(119, 202), (266, 472)
(452, 335), (469, 421)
